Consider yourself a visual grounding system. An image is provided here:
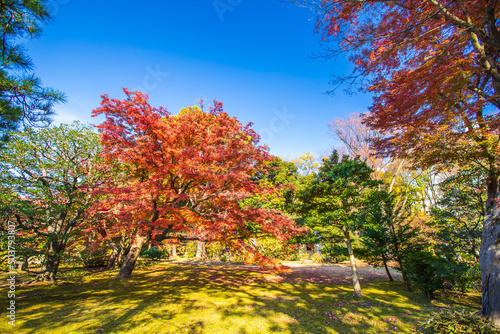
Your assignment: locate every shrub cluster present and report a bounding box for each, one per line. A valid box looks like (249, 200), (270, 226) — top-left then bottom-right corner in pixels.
(416, 308), (497, 334)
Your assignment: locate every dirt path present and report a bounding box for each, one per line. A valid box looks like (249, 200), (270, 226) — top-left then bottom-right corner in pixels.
(278, 261), (402, 284)
(171, 259), (402, 285)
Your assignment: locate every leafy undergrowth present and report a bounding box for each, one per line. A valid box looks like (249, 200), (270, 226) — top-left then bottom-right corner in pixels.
(0, 261), (481, 334)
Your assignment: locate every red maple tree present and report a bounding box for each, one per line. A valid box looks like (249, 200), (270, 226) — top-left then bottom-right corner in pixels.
(91, 89), (303, 278)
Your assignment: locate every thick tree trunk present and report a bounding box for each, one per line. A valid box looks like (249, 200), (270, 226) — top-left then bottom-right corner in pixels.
(36, 254), (60, 283)
(116, 233), (149, 279)
(344, 229), (362, 297)
(116, 243), (130, 267)
(170, 244), (177, 259)
(116, 235), (132, 267)
(480, 173), (500, 327)
(382, 253), (394, 282)
(106, 243), (120, 270)
(34, 236), (65, 283)
(196, 240), (207, 260)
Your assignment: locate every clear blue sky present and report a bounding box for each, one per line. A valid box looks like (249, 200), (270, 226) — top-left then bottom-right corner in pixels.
(25, 0), (372, 160)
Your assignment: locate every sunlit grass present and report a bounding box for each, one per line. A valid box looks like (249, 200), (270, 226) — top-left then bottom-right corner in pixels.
(0, 261), (481, 333)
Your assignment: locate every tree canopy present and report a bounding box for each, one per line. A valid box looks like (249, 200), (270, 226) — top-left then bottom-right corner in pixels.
(91, 90), (304, 278)
(0, 0), (65, 142)
(298, 150), (379, 297)
(0, 121), (101, 282)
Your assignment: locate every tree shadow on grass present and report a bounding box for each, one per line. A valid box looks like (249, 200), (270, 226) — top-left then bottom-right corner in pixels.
(8, 262), (476, 334)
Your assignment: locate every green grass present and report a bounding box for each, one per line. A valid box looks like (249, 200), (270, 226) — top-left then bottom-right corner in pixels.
(0, 261), (481, 334)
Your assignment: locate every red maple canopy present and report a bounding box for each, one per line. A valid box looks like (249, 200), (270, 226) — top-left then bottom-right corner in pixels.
(90, 89), (303, 268)
(311, 0), (499, 165)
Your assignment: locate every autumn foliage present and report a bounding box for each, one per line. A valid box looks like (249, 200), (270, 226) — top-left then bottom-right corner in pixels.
(307, 0), (500, 166)
(90, 89), (303, 273)
(305, 0), (500, 325)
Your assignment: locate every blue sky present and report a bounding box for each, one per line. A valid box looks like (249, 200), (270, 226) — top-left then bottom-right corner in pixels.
(24, 0), (372, 160)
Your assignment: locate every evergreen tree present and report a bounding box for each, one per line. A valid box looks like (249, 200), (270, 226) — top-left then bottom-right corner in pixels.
(0, 0), (64, 142)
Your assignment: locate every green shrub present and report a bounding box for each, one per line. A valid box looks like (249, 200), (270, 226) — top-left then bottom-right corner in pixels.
(297, 251), (310, 264)
(310, 252), (324, 264)
(416, 307), (497, 334)
(140, 246), (167, 260)
(320, 242), (349, 263)
(405, 250), (446, 298)
(296, 249), (325, 264)
(206, 242), (225, 260)
(405, 249), (480, 298)
(251, 237), (300, 261)
(441, 260), (480, 293)
(183, 241), (197, 258)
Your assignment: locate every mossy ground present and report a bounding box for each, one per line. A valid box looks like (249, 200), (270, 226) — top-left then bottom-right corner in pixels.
(0, 260), (481, 333)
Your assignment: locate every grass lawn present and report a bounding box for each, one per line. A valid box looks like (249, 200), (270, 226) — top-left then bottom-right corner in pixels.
(0, 260), (481, 334)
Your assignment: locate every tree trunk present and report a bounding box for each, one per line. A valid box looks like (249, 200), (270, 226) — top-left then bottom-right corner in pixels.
(390, 224), (411, 291)
(480, 172), (500, 327)
(382, 252), (394, 282)
(106, 243), (120, 270)
(36, 254), (60, 283)
(344, 229), (362, 297)
(34, 236), (64, 283)
(170, 244), (177, 259)
(116, 242), (130, 267)
(116, 233), (149, 279)
(395, 252), (411, 291)
(196, 240), (207, 260)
